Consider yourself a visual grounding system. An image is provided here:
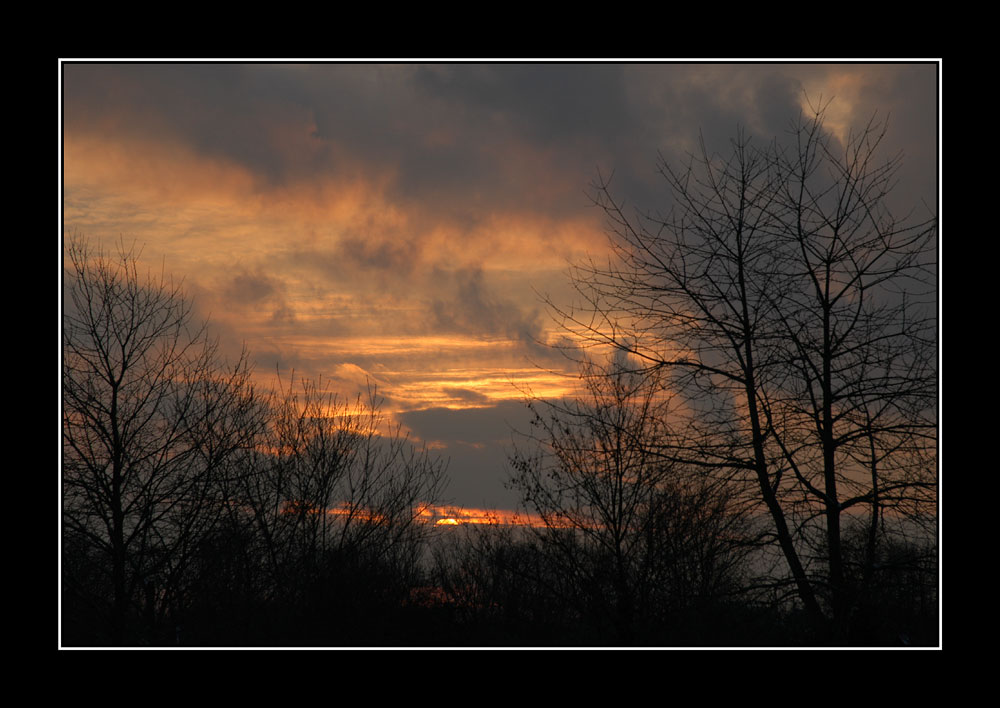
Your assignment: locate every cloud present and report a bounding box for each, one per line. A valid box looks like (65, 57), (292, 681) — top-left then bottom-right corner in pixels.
(413, 64), (634, 144)
(336, 232), (421, 275)
(63, 64), (633, 226)
(396, 399), (545, 508)
(398, 399), (534, 448)
(441, 387), (492, 405)
(225, 270), (277, 303)
(63, 63), (937, 509)
(64, 64), (936, 220)
(217, 269), (299, 328)
(429, 266), (542, 341)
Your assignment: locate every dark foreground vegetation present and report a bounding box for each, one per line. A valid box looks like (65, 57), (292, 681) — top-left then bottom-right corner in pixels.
(62, 110), (938, 647)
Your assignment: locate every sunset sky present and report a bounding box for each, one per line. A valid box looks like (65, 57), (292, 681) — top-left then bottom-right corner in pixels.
(61, 62), (939, 511)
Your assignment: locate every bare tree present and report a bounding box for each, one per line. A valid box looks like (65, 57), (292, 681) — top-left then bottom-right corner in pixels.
(62, 236), (267, 644)
(236, 374), (449, 632)
(431, 519), (580, 645)
(508, 354), (751, 643)
(762, 113), (937, 635)
(551, 108), (937, 642)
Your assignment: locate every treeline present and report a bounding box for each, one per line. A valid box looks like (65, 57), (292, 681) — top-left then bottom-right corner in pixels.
(62, 238), (446, 646)
(429, 358), (937, 647)
(429, 518), (937, 647)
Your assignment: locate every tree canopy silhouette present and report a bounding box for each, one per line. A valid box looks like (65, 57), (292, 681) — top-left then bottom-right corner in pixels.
(548, 108), (937, 641)
(62, 238), (450, 645)
(62, 237), (267, 644)
(508, 355), (752, 643)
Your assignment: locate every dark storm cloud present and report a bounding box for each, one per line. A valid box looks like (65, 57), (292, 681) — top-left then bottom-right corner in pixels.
(63, 63), (936, 234)
(602, 66), (805, 210)
(441, 387), (492, 405)
(398, 399), (534, 447)
(64, 64), (322, 184)
(438, 441), (522, 509)
(857, 65), (938, 212)
(693, 68), (802, 142)
(225, 271), (278, 303)
(429, 267), (543, 342)
(63, 64), (637, 220)
(335, 232), (422, 277)
(412, 64), (634, 144)
(646, 65), (803, 144)
(398, 400), (541, 507)
(220, 269), (297, 324)
(278, 234), (420, 309)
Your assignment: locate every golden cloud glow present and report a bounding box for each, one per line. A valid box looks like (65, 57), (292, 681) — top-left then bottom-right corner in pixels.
(798, 73), (866, 145)
(64, 127), (609, 432)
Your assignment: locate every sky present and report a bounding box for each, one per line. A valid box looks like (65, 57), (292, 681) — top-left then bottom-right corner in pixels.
(61, 62), (939, 511)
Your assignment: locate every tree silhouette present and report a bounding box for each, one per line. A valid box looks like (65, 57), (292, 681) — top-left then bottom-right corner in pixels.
(549, 107), (937, 642)
(225, 374), (449, 643)
(62, 237), (267, 644)
(62, 237), (451, 645)
(508, 355), (751, 644)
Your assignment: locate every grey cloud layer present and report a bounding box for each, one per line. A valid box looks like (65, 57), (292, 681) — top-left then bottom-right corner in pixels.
(66, 64), (939, 275)
(66, 64), (936, 217)
(398, 400), (537, 507)
(65, 64), (937, 350)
